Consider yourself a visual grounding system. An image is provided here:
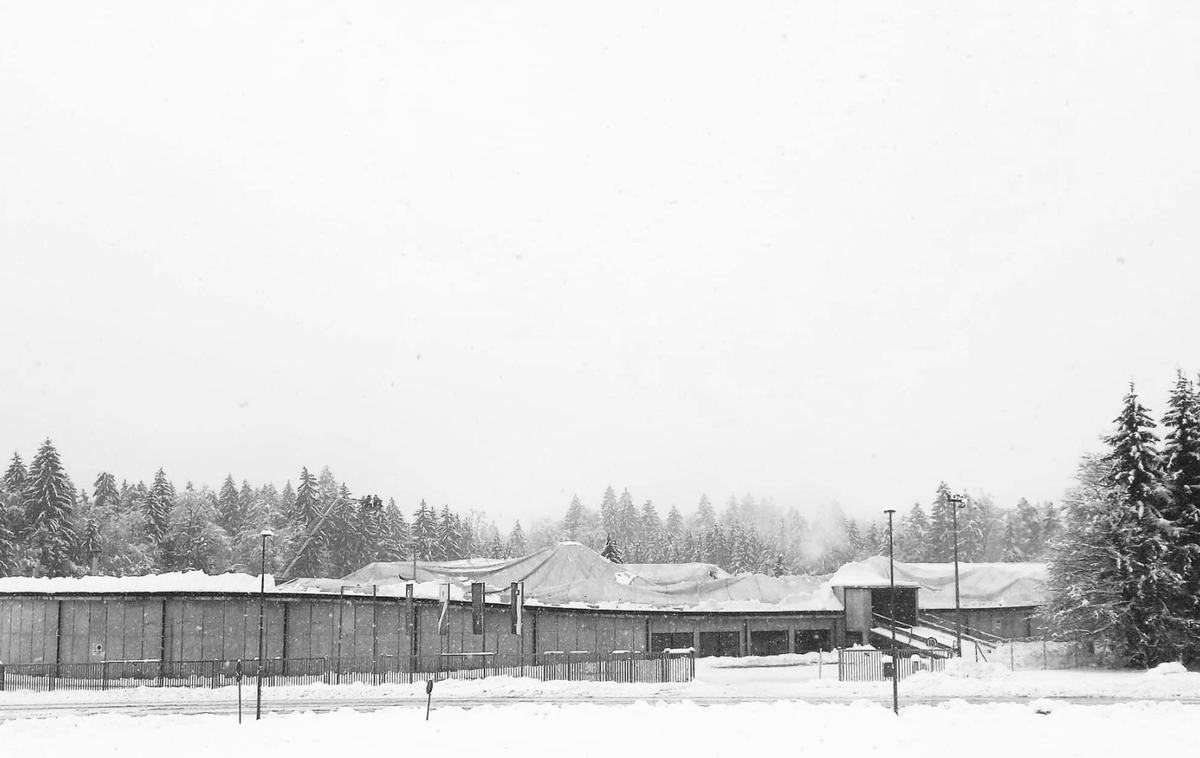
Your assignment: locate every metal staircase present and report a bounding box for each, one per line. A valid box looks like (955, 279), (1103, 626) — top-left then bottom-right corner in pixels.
(870, 613), (1006, 660)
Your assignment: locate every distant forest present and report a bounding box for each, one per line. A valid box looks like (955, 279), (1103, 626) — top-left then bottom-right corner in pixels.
(0, 440), (1057, 579)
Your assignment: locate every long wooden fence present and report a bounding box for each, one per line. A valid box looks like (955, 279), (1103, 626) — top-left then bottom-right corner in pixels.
(837, 648), (947, 682)
(0, 650), (695, 692)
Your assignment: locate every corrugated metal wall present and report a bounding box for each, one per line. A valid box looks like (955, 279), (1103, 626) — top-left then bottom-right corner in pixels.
(0, 593), (843, 664)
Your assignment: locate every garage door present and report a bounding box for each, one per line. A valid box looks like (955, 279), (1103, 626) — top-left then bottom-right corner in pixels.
(698, 631), (740, 658)
(749, 630), (788, 656)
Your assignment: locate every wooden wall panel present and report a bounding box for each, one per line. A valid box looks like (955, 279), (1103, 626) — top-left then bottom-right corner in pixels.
(0, 593), (849, 665)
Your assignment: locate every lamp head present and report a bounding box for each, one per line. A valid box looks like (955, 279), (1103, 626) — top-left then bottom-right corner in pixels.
(883, 508), (896, 515)
(260, 529), (275, 538)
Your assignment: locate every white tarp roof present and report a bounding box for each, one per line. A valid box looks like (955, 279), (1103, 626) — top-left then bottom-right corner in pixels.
(282, 542), (843, 612)
(828, 556), (1048, 609)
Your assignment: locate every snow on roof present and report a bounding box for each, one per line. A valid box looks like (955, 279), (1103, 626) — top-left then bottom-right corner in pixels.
(0, 549), (1045, 613)
(281, 578), (466, 601)
(623, 562), (730, 584)
(278, 543), (845, 613)
(829, 556), (1047, 609)
(0, 571), (275, 594)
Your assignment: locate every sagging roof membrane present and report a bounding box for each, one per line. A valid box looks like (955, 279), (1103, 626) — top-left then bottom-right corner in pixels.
(0, 543), (1047, 613)
(283, 542), (843, 611)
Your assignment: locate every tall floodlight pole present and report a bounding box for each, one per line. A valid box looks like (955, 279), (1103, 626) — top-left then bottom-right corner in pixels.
(948, 493), (965, 657)
(256, 529), (274, 721)
(885, 508), (898, 715)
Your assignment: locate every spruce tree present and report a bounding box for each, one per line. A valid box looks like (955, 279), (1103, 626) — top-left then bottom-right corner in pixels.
(286, 468), (325, 577)
(93, 472), (119, 510)
(506, 521), (527, 558)
(324, 484), (367, 575)
(664, 505), (684, 541)
(435, 505), (462, 560)
(293, 469), (321, 525)
(1161, 371), (1200, 619)
(1013, 498), (1042, 559)
(958, 495), (987, 561)
(411, 500), (438, 560)
(900, 502), (930, 561)
(843, 519), (864, 561)
(216, 475), (242, 538)
(237, 480), (260, 531)
(1044, 456), (1130, 658)
(865, 521), (882, 557)
(1041, 503), (1061, 548)
(599, 486), (619, 539)
(694, 494), (716, 530)
(22, 440), (76, 575)
(1000, 519), (1022, 561)
(0, 497), (17, 575)
(1048, 384), (1193, 665)
(616, 489), (638, 547)
(562, 495), (587, 541)
(4, 453), (27, 494)
(720, 496), (740, 526)
(639, 500), (662, 552)
(928, 483), (956, 562)
(378, 498), (410, 560)
(144, 468), (174, 553)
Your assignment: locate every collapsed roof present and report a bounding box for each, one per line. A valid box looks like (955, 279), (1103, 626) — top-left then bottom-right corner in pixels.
(279, 542), (1047, 612)
(0, 543), (1047, 612)
(281, 541), (841, 611)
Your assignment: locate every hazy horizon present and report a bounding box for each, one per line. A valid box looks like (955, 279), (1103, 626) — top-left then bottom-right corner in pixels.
(4, 3), (1200, 528)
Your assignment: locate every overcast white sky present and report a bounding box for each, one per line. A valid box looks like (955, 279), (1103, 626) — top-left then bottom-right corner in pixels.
(2, 2), (1199, 526)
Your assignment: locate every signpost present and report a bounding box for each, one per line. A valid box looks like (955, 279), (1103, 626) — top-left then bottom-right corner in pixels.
(471, 582), (485, 635)
(510, 581), (524, 635)
(425, 679), (434, 721)
(438, 584), (450, 637)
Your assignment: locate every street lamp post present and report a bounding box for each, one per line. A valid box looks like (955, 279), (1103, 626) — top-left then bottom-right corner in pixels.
(256, 529), (274, 721)
(948, 493), (965, 657)
(884, 508), (898, 715)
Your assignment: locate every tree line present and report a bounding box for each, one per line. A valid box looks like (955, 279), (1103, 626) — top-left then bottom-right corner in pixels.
(0, 441), (1055, 581)
(1043, 373), (1200, 667)
(525, 483), (1056, 574)
(0, 444), (518, 579)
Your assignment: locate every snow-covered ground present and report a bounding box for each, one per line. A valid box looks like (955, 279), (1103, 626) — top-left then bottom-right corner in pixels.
(2, 657), (1199, 708)
(1, 699), (1196, 758)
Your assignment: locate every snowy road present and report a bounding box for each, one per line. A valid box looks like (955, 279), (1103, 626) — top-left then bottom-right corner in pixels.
(3, 698), (1199, 758)
(4, 660), (1200, 721)
(3, 691), (1200, 721)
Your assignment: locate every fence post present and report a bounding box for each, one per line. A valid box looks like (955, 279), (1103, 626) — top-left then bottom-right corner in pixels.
(323, 657), (330, 685)
(660, 652), (668, 682)
(0, 662), (4, 691)
(1043, 639), (1048, 670)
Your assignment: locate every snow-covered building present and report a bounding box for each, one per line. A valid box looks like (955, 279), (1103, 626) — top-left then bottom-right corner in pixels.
(0, 543), (1046, 666)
